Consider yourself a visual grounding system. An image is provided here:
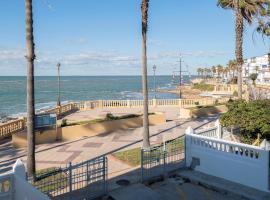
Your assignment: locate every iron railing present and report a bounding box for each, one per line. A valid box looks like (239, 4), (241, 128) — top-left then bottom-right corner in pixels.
(29, 156), (107, 200)
(141, 135), (185, 182)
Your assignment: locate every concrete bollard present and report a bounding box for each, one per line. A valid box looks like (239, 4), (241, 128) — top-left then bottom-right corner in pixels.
(13, 159), (26, 180)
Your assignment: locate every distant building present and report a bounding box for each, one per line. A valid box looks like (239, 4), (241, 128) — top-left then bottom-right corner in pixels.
(243, 54), (270, 84)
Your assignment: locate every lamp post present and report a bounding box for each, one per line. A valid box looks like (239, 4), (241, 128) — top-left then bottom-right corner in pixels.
(179, 57), (182, 99)
(57, 63), (61, 107)
(153, 65), (157, 99)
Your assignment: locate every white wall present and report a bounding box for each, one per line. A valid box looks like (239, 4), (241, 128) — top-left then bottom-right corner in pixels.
(0, 159), (50, 200)
(14, 175), (50, 200)
(243, 54), (270, 84)
(185, 130), (269, 192)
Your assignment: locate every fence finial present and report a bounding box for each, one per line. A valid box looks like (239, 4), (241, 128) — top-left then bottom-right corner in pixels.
(13, 159), (26, 179)
(185, 126), (194, 135)
(260, 139), (270, 150)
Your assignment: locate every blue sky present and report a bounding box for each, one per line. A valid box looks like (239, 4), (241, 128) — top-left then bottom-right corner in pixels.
(0, 0), (269, 76)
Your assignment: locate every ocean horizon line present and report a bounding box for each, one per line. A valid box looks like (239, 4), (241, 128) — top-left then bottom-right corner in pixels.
(0, 75), (196, 77)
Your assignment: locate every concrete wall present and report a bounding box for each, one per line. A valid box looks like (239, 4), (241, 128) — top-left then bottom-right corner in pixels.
(0, 159), (50, 200)
(12, 129), (57, 148)
(12, 114), (165, 147)
(185, 128), (270, 192)
(60, 114), (165, 141)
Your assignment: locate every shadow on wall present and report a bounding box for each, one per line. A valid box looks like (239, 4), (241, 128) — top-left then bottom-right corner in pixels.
(12, 114), (166, 148)
(190, 105), (228, 118)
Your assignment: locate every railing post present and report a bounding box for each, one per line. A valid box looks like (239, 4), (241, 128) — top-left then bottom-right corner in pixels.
(84, 101), (88, 110)
(98, 100), (103, 108)
(69, 162), (72, 193)
(178, 99), (182, 108)
(163, 142), (167, 179)
(141, 149), (144, 183)
(215, 119), (222, 139)
(103, 157), (107, 194)
(13, 159), (26, 180)
(185, 127), (194, 167)
(153, 99), (157, 108)
(127, 100), (131, 108)
(86, 161), (89, 182)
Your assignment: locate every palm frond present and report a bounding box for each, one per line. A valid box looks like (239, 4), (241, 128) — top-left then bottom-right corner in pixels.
(141, 0), (149, 34)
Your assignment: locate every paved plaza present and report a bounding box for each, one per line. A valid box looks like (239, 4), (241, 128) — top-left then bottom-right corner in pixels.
(0, 107), (217, 179)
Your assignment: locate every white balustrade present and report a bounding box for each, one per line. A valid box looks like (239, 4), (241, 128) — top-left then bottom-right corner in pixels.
(185, 126), (270, 192)
(0, 119), (25, 139)
(0, 159), (50, 200)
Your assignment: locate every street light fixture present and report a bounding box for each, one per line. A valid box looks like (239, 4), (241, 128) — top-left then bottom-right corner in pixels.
(153, 65), (157, 99)
(57, 62), (61, 107)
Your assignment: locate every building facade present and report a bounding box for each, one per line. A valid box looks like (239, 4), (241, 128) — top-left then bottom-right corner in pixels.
(243, 54), (270, 84)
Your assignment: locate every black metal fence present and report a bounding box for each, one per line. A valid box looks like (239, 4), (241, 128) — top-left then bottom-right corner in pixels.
(29, 156), (107, 200)
(141, 135), (185, 182)
(29, 135), (186, 199)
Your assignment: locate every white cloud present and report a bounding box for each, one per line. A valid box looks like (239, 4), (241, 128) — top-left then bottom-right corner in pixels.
(0, 47), (229, 75)
(0, 49), (24, 61)
(148, 39), (162, 47)
(65, 37), (89, 45)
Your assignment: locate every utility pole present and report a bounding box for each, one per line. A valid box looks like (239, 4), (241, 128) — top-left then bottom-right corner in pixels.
(57, 63), (61, 107)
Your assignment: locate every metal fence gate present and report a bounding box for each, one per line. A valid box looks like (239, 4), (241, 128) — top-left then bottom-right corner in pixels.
(29, 156), (107, 200)
(141, 135), (185, 182)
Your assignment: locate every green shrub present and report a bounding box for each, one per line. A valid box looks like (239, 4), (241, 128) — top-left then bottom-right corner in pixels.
(232, 91), (238, 97)
(105, 113), (118, 120)
(221, 99), (270, 143)
(192, 83), (214, 91)
(61, 119), (67, 127)
(249, 73), (258, 85)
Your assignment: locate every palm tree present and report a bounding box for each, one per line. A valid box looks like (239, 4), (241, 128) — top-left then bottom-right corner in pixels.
(25, 0), (36, 177)
(211, 66), (217, 77)
(207, 68), (212, 78)
(141, 0), (150, 149)
(203, 68), (208, 79)
(228, 59), (237, 79)
(255, 6), (270, 72)
(217, 0), (268, 99)
(217, 65), (223, 79)
(224, 67), (229, 79)
(197, 68), (203, 78)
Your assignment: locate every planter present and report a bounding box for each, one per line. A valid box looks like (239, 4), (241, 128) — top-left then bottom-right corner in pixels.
(12, 113), (165, 148)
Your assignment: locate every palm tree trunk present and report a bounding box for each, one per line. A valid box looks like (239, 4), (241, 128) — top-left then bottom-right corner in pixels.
(141, 0), (150, 149)
(268, 49), (270, 73)
(25, 0), (36, 177)
(234, 0), (243, 99)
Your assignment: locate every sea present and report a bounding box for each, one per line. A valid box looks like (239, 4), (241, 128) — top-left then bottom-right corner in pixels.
(0, 76), (191, 120)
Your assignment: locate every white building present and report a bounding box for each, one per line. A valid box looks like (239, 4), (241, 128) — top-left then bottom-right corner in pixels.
(243, 54), (270, 84)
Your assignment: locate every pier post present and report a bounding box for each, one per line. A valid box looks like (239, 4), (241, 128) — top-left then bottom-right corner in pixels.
(153, 98), (157, 108)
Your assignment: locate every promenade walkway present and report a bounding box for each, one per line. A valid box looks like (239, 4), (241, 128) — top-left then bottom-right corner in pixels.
(0, 115), (217, 175)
